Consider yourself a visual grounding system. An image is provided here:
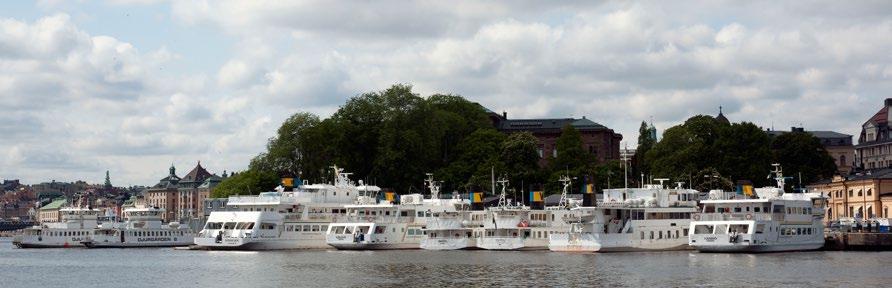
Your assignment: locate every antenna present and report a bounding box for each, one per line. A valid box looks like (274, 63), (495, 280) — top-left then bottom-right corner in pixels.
(654, 178), (670, 189)
(496, 175), (510, 208)
(621, 143), (630, 190)
(557, 175), (572, 209)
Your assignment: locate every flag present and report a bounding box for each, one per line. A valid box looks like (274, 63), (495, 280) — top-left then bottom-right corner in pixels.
(281, 178), (294, 187)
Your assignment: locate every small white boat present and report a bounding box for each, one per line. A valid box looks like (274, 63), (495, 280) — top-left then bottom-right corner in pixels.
(688, 164), (826, 253)
(13, 207), (101, 248)
(548, 181), (699, 252)
(326, 174), (470, 250)
(83, 206), (193, 248)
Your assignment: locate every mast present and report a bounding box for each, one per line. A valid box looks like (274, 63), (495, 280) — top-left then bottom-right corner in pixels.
(622, 143), (629, 190)
(425, 173), (440, 200)
(557, 175), (571, 209)
(497, 175), (509, 208)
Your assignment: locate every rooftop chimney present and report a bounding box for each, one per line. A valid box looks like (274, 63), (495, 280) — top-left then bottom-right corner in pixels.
(885, 98), (892, 107)
(502, 111), (507, 119)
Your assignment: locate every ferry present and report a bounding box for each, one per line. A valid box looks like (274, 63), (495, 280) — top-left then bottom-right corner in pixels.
(474, 176), (579, 251)
(193, 166), (374, 250)
(13, 207), (101, 248)
(83, 206), (193, 248)
(420, 210), (475, 250)
(688, 164), (827, 253)
(325, 174), (470, 250)
(548, 180), (699, 252)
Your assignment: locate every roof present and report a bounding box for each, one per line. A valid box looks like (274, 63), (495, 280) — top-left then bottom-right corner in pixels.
(497, 118), (608, 132)
(767, 130), (852, 140)
(181, 162), (213, 183)
(864, 105), (889, 126)
(40, 198), (67, 210)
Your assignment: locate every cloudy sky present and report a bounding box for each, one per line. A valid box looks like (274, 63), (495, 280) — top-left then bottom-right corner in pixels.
(2, 1), (892, 186)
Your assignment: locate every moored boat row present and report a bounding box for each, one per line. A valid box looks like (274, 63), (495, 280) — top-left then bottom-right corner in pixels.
(12, 164), (829, 254)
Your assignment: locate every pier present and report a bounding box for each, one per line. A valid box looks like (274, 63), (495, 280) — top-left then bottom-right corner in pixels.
(824, 231), (892, 251)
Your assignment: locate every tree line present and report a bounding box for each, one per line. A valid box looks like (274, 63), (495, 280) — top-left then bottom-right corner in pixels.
(212, 84), (837, 198)
(636, 115), (838, 191)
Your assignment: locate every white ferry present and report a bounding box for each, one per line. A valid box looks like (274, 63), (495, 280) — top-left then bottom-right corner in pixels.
(689, 164), (826, 253)
(193, 166), (373, 250)
(548, 180), (699, 252)
(83, 206), (193, 248)
(420, 210), (475, 250)
(474, 176), (579, 251)
(13, 207), (101, 248)
(325, 174), (470, 250)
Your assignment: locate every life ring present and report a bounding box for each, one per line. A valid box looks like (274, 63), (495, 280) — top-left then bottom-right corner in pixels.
(693, 214), (700, 221)
(745, 214), (752, 220)
(517, 220), (529, 228)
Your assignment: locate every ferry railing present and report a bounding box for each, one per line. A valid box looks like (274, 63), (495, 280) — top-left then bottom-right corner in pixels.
(696, 213), (780, 221)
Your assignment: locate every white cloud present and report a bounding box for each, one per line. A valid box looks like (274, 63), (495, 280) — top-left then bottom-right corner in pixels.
(5, 1), (892, 185)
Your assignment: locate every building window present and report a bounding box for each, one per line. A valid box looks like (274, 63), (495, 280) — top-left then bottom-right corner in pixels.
(858, 190), (862, 197)
(840, 155), (846, 167)
(553, 149), (557, 158)
(867, 189), (872, 196)
(537, 147), (543, 158)
(849, 190), (853, 197)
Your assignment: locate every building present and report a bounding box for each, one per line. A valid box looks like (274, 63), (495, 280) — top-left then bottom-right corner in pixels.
(768, 127), (855, 175)
(144, 162), (222, 222)
(38, 198), (67, 223)
(808, 170), (892, 223)
(856, 98), (892, 170)
(487, 110), (622, 167)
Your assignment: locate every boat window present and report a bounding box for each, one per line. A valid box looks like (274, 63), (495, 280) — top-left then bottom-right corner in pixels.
(754, 207), (761, 213)
(773, 205), (785, 214)
(223, 223), (236, 229)
(312, 225), (319, 232)
(334, 226), (345, 234)
(401, 211), (409, 217)
(693, 225), (714, 234)
(704, 205), (715, 213)
(417, 211), (424, 217)
(649, 231), (654, 239)
(755, 224), (765, 234)
(640, 231), (645, 239)
(729, 224), (748, 234)
(286, 225), (293, 232)
(246, 223), (255, 230)
(683, 229), (689, 236)
(260, 223), (276, 230)
(734, 207), (742, 213)
(345, 227), (353, 234)
(658, 231), (663, 239)
(321, 225), (327, 232)
(303, 225), (311, 231)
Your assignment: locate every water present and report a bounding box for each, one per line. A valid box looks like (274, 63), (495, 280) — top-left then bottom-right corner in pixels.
(2, 237), (890, 288)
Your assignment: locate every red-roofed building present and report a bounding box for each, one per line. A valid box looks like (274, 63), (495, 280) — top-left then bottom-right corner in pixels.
(857, 99), (892, 170)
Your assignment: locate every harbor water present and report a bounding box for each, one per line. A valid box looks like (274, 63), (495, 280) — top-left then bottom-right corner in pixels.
(2, 238), (890, 288)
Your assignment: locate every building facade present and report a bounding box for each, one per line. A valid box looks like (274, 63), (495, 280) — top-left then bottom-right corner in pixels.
(145, 163), (222, 222)
(488, 111), (622, 167)
(38, 198), (67, 223)
(808, 171), (892, 223)
(856, 98), (892, 170)
(768, 127), (855, 175)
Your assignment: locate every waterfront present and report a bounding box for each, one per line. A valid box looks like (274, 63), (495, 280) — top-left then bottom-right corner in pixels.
(2, 238), (891, 287)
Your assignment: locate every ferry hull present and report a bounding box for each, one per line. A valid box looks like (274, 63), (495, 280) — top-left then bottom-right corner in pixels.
(193, 237), (330, 251)
(476, 237), (547, 251)
(327, 242), (418, 250)
(549, 233), (691, 252)
(693, 241), (824, 253)
(420, 238), (475, 250)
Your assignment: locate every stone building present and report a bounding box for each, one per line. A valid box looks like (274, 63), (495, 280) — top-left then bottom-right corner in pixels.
(38, 198), (67, 223)
(487, 110), (622, 167)
(145, 162), (222, 222)
(768, 127), (855, 175)
(856, 98), (892, 170)
(808, 170), (892, 222)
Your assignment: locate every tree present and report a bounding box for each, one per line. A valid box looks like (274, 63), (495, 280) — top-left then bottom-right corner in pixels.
(501, 132), (542, 193)
(546, 125), (596, 193)
(437, 128), (506, 193)
(250, 112), (320, 178)
(770, 132), (838, 189)
(636, 121), (656, 176)
(714, 122), (772, 187)
(211, 169), (280, 198)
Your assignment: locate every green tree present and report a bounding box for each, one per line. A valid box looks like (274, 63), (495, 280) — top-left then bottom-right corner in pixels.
(250, 112), (320, 178)
(501, 132), (542, 193)
(714, 122), (772, 186)
(211, 169), (280, 198)
(636, 121), (656, 176)
(437, 128), (506, 193)
(770, 132), (838, 189)
(547, 125), (595, 193)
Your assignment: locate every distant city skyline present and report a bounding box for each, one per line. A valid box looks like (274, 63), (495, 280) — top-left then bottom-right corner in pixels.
(2, 1), (892, 185)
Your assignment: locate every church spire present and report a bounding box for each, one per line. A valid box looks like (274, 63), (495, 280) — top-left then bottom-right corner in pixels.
(169, 163), (176, 176)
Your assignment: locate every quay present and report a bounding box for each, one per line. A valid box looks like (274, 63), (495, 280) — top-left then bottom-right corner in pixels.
(825, 231), (892, 251)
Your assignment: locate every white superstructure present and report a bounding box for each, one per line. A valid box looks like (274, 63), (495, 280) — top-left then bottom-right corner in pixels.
(325, 174), (470, 250)
(194, 166), (374, 250)
(474, 176), (579, 251)
(13, 207), (101, 248)
(688, 165), (826, 253)
(549, 180), (699, 252)
(84, 206), (193, 248)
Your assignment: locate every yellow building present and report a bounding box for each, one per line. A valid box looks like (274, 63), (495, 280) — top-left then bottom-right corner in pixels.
(37, 198), (67, 223)
(809, 171), (892, 222)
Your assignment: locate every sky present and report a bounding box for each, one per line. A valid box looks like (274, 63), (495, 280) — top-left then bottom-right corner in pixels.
(2, 1), (892, 186)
